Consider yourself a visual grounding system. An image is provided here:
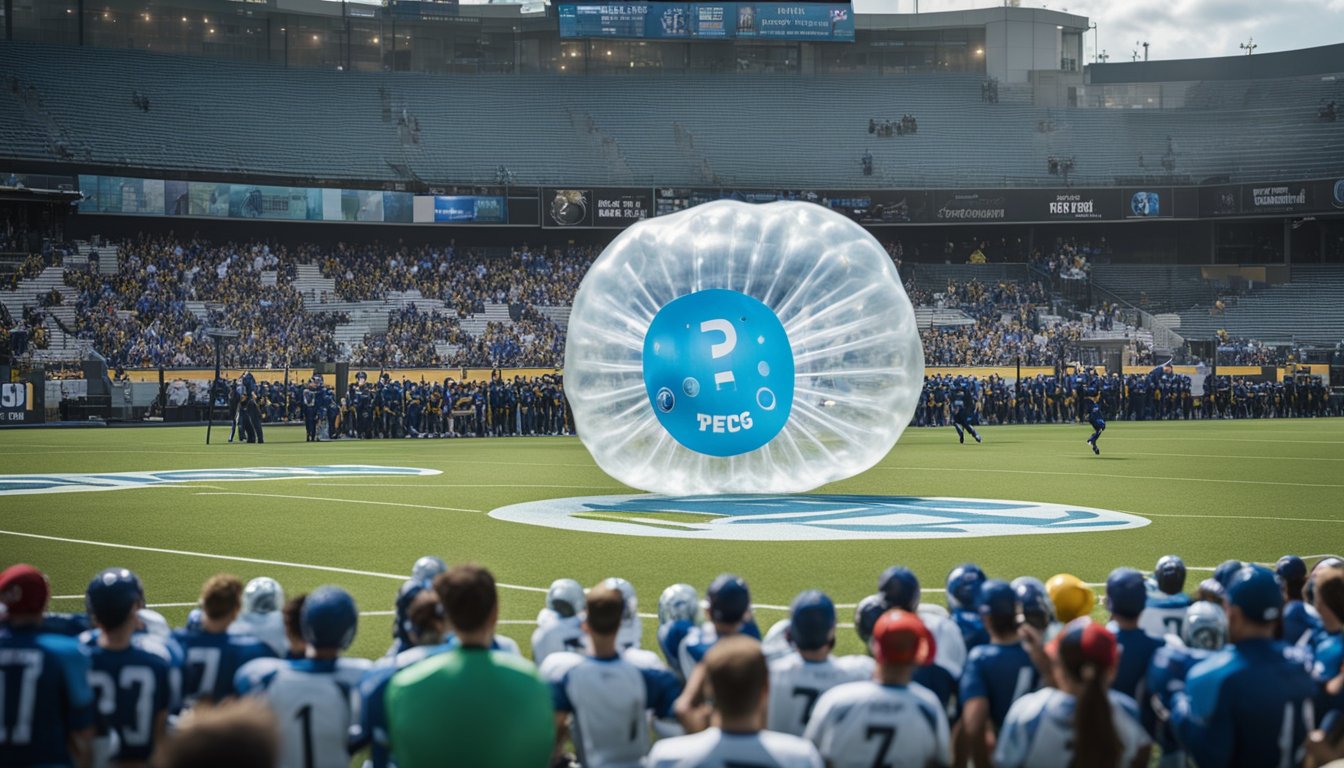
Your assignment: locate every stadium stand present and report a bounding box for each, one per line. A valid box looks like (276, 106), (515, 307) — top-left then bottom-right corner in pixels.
(1, 41), (1340, 187)
(1173, 265), (1344, 344)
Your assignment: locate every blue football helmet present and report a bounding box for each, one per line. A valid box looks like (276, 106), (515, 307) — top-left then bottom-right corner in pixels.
(706, 574), (751, 624)
(411, 556), (447, 584)
(1182, 601), (1228, 650)
(788, 590), (836, 652)
(658, 583), (700, 626)
(946, 563), (987, 610)
(546, 579), (586, 619)
(85, 568), (144, 628)
(879, 566), (920, 611)
(1153, 555), (1187, 596)
(1012, 577), (1055, 629)
(302, 586), (358, 651)
(242, 577), (284, 615)
(1212, 560), (1245, 589)
(854, 593), (887, 645)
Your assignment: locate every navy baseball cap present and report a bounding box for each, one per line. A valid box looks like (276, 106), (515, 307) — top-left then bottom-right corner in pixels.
(1106, 567), (1147, 618)
(879, 566), (920, 611)
(1213, 560), (1245, 589)
(788, 590), (836, 651)
(707, 574), (751, 624)
(1276, 555), (1308, 583)
(1228, 565), (1283, 623)
(977, 580), (1017, 619)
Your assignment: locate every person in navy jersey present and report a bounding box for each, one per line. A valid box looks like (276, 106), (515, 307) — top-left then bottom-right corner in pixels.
(879, 565), (966, 715)
(671, 574), (754, 682)
(996, 618), (1150, 768)
(83, 568), (173, 766)
(1148, 601), (1228, 768)
(545, 584), (682, 767)
(1086, 400), (1106, 455)
(1140, 555), (1192, 640)
(946, 563), (989, 651)
(172, 573), (277, 706)
(960, 580), (1042, 768)
(1280, 554), (1323, 647)
(950, 377), (982, 444)
(0, 563), (96, 767)
(1169, 565), (1316, 767)
(1105, 567), (1165, 737)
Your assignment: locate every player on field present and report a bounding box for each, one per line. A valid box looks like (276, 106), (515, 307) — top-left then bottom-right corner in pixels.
(1139, 556), (1192, 640)
(946, 563), (989, 651)
(0, 564), (95, 767)
(656, 583), (700, 679)
(384, 564), (554, 768)
(996, 618), (1150, 768)
(1105, 568), (1165, 736)
(766, 591), (875, 736)
(544, 585), (682, 768)
(1279, 555), (1323, 646)
(533, 578), (587, 665)
(650, 636), (822, 767)
(950, 376), (982, 444)
(84, 568), (174, 766)
(672, 574), (754, 681)
(602, 577), (643, 651)
(879, 565), (967, 713)
(173, 573), (277, 706)
(1168, 565), (1316, 767)
(236, 586), (370, 768)
(1147, 601), (1228, 768)
(805, 609), (951, 768)
(960, 580), (1043, 768)
(1086, 400), (1106, 454)
(229, 577), (288, 657)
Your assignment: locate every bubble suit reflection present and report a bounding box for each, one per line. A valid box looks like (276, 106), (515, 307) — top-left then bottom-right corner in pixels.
(565, 200), (924, 495)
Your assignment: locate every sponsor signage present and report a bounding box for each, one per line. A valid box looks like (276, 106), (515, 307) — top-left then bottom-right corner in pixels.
(543, 187), (652, 228)
(0, 465), (441, 496)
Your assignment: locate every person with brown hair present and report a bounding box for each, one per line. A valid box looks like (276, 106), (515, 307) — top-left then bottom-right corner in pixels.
(171, 573), (277, 706)
(995, 618), (1150, 768)
(152, 697), (279, 768)
(383, 564), (554, 768)
(649, 635), (821, 767)
(542, 584), (681, 767)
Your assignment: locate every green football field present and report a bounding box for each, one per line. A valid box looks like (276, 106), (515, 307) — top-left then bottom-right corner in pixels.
(1, 419), (1341, 660)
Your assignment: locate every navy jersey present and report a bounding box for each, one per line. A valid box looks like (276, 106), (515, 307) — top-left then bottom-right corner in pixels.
(40, 612), (92, 637)
(658, 620), (694, 676)
(1148, 644), (1214, 754)
(1111, 626), (1164, 734)
(86, 636), (174, 762)
(1284, 601), (1324, 647)
(960, 641), (1039, 730)
(1171, 638), (1316, 768)
(0, 625), (96, 765)
(172, 628), (277, 704)
(1313, 631), (1344, 717)
(951, 609), (990, 652)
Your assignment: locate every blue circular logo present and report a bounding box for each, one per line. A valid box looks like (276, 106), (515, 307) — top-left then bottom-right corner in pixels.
(642, 289), (794, 457)
(1333, 179), (1344, 209)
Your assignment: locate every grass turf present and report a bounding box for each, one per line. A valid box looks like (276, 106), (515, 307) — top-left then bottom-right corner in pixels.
(1, 418), (1341, 660)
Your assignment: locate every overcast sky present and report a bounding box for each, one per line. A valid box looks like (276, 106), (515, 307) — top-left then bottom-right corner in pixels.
(849, 0), (1344, 63)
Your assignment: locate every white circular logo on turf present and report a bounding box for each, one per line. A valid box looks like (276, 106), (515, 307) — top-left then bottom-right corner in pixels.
(489, 494), (1150, 541)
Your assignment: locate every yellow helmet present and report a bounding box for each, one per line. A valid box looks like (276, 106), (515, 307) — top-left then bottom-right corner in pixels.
(1047, 573), (1096, 622)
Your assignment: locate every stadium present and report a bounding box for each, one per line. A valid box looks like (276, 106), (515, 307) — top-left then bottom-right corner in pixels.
(1, 0), (1343, 765)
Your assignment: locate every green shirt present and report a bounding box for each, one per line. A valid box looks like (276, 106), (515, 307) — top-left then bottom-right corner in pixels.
(385, 646), (555, 768)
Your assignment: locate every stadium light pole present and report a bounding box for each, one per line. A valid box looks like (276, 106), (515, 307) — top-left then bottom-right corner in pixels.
(203, 327), (238, 445)
(1240, 37), (1257, 55)
(1088, 23), (1098, 63)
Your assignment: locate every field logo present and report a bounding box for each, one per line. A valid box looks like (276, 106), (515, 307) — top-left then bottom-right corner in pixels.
(490, 494), (1150, 541)
(0, 465), (440, 496)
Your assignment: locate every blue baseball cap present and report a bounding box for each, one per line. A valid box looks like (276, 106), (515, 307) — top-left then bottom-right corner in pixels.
(707, 574), (751, 624)
(1276, 555), (1307, 583)
(1213, 560), (1245, 589)
(1106, 567), (1147, 618)
(1227, 565), (1283, 623)
(978, 580), (1017, 619)
(788, 590), (836, 651)
(879, 566), (920, 611)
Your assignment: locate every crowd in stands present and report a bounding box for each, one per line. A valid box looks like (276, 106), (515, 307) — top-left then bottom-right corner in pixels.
(917, 278), (1094, 367)
(1029, 237), (1105, 281)
(869, 114), (918, 137)
(8, 549), (1344, 768)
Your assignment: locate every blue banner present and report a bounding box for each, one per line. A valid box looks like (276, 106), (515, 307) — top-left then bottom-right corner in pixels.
(559, 2), (854, 41)
(433, 195), (507, 223)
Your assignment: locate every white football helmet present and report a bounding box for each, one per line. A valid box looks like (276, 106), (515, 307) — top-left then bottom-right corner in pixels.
(242, 577), (284, 615)
(412, 556), (447, 584)
(658, 583), (700, 626)
(602, 577), (638, 620)
(546, 578), (586, 619)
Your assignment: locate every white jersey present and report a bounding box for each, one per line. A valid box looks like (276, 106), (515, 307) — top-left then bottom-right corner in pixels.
(767, 653), (876, 735)
(803, 681), (951, 768)
(920, 609), (968, 681)
(618, 614), (643, 652)
(230, 611), (289, 657)
(647, 727), (823, 768)
(549, 654), (682, 768)
(1138, 592), (1193, 640)
(994, 688), (1150, 768)
(237, 657), (372, 768)
(532, 615), (587, 665)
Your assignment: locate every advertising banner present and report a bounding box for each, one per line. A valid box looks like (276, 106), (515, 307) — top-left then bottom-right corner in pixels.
(543, 188), (653, 227)
(559, 2), (854, 41)
(433, 195), (507, 224)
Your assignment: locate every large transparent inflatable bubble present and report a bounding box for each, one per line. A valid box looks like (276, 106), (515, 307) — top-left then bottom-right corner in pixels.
(565, 200), (923, 495)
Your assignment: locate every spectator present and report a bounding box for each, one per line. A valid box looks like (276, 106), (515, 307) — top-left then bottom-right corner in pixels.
(383, 564), (555, 768)
(153, 698), (279, 768)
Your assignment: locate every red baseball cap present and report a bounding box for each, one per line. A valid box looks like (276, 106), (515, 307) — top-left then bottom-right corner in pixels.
(871, 609), (936, 666)
(0, 564), (50, 616)
(1048, 617), (1118, 668)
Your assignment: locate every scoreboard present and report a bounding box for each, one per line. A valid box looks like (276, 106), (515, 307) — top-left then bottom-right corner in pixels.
(558, 2), (855, 42)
